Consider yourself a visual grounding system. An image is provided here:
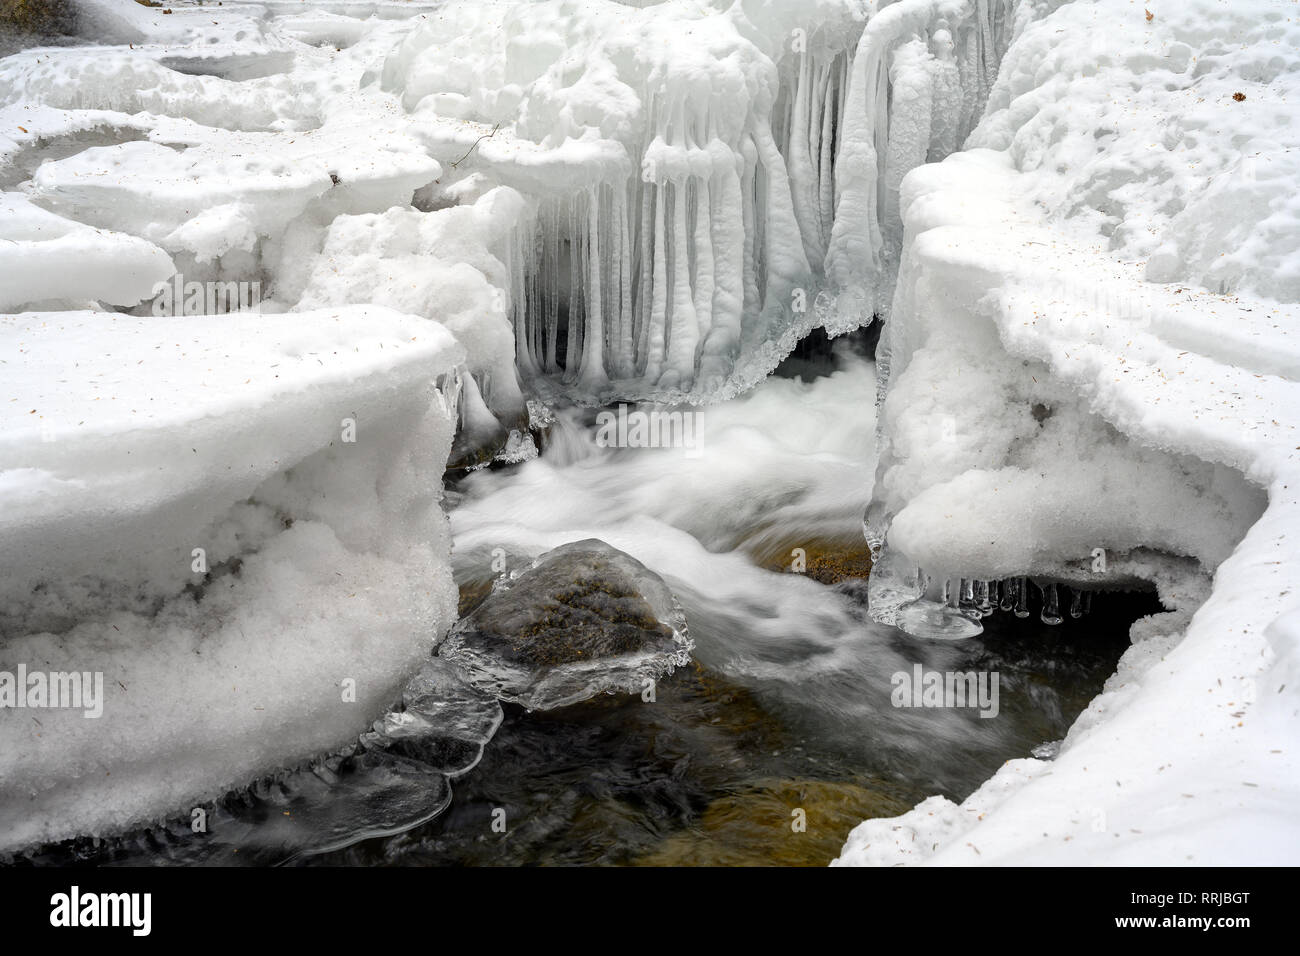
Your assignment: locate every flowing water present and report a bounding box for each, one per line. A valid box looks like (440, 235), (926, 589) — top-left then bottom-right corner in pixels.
(318, 343), (1152, 866)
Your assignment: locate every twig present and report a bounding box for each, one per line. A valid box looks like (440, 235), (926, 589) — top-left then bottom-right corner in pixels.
(450, 123), (500, 168)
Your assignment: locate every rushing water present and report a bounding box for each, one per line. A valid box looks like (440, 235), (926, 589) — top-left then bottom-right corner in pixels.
(18, 345), (1151, 867)
(316, 344), (1151, 866)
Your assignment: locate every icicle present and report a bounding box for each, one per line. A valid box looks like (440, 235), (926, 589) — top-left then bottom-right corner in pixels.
(1014, 576), (1029, 618)
(699, 146), (744, 387)
(690, 173), (715, 378)
(615, 180), (634, 378)
(817, 60), (838, 255)
(1081, 590), (1093, 616)
(577, 186), (608, 391)
(635, 179), (655, 376)
(882, 39), (935, 258)
(739, 134), (760, 318)
(928, 26), (962, 161)
(1040, 582), (1062, 626)
(662, 172), (700, 390)
(786, 43), (826, 270)
(999, 578), (1015, 612)
(751, 115), (811, 318)
(987, 579), (999, 612)
(542, 206), (560, 373)
(959, 578), (975, 614)
(510, 221), (539, 379)
(563, 197), (584, 384)
(975, 579), (991, 616)
(1069, 588), (1083, 619)
(644, 178), (670, 384)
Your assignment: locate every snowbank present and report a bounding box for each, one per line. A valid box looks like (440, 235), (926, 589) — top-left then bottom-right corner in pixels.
(0, 1), (532, 454)
(0, 193), (174, 310)
(0, 306), (462, 851)
(291, 185), (532, 454)
(840, 0), (1300, 865)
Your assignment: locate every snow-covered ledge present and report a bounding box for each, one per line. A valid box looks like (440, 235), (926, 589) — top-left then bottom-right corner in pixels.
(0, 306), (463, 851)
(838, 0), (1300, 865)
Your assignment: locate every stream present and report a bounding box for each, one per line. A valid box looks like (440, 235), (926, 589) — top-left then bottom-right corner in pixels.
(318, 342), (1153, 866)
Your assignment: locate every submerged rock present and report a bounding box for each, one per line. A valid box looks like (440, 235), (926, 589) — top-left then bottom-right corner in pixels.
(752, 536), (874, 585)
(437, 539), (692, 710)
(632, 779), (910, 867)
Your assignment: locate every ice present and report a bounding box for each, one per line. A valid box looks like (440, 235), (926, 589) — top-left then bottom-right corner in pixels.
(894, 601), (984, 642)
(0, 306), (463, 852)
(0, 3), (534, 457)
(2, 0), (1297, 866)
(823, 0), (1017, 328)
(437, 540), (693, 711)
(77, 656), (503, 865)
(378, 656), (504, 766)
(0, 193), (173, 310)
(998, 577), (1014, 613)
(1038, 582), (1061, 626)
(292, 186), (532, 436)
(380, 0), (1018, 403)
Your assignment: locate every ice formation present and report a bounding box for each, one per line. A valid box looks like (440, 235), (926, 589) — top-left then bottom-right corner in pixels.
(382, 0), (1017, 402)
(438, 539), (693, 711)
(0, 306), (461, 851)
(841, 0), (1300, 864)
(0, 194), (174, 311)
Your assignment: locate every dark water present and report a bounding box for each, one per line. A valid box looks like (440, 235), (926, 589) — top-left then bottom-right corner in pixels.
(296, 588), (1150, 867)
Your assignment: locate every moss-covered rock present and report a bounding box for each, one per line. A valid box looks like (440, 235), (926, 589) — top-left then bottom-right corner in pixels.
(633, 778), (909, 867)
(0, 0), (77, 34)
(438, 539), (692, 709)
(752, 535), (875, 585)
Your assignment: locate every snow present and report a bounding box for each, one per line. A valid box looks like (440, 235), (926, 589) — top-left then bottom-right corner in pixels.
(839, 0), (1300, 865)
(293, 186), (530, 430)
(0, 193), (174, 310)
(1, 0), (530, 443)
(0, 306), (462, 851)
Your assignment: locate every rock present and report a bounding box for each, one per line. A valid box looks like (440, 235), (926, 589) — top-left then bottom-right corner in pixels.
(632, 779), (910, 867)
(437, 539), (692, 710)
(752, 535), (875, 585)
(1, 0), (76, 34)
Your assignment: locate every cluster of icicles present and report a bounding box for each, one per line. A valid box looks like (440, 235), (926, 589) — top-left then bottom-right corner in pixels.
(933, 576), (1095, 626)
(866, 545), (1102, 640)
(506, 0), (1019, 404)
